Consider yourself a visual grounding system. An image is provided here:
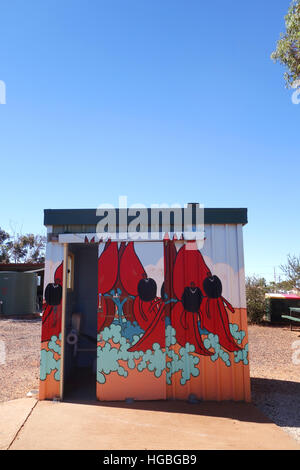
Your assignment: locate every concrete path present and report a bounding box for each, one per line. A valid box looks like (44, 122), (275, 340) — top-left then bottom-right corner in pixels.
(0, 398), (37, 450)
(1, 399), (299, 450)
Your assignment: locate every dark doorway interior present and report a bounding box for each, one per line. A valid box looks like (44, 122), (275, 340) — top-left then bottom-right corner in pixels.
(64, 243), (98, 401)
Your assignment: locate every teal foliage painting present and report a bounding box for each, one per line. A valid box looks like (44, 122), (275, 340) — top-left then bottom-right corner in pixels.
(96, 321), (248, 385)
(40, 334), (61, 381)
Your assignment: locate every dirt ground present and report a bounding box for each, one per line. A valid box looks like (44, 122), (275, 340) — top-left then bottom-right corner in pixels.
(0, 318), (299, 443)
(0, 318), (41, 402)
(248, 324), (300, 443)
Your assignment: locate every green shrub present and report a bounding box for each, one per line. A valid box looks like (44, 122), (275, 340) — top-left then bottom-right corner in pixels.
(246, 276), (268, 324)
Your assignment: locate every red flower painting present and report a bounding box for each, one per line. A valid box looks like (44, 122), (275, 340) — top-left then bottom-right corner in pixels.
(171, 242), (241, 354)
(119, 242), (166, 352)
(97, 240), (119, 332)
(97, 239), (241, 355)
(97, 240), (139, 333)
(41, 262), (63, 343)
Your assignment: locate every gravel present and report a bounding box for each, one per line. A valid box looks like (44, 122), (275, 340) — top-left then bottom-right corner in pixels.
(0, 318), (41, 402)
(0, 319), (299, 443)
(249, 324), (300, 444)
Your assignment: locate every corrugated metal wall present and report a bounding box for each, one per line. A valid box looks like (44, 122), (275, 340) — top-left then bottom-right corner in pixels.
(39, 224), (250, 402)
(39, 242), (64, 400)
(96, 227), (250, 402)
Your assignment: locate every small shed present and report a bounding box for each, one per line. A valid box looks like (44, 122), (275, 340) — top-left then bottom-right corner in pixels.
(0, 263), (44, 311)
(0, 271), (37, 316)
(40, 205), (250, 402)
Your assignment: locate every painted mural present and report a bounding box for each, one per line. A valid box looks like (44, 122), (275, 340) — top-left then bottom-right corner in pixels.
(39, 233), (250, 402)
(40, 260), (63, 400)
(96, 240), (249, 402)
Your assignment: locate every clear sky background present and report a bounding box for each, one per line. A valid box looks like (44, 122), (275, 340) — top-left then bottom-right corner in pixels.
(0, 0), (299, 282)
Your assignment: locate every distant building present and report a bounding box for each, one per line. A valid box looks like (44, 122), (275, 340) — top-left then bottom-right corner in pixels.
(265, 293), (300, 323)
(0, 263), (44, 311)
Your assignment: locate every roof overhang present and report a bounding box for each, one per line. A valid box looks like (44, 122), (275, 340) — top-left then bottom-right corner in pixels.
(44, 207), (248, 227)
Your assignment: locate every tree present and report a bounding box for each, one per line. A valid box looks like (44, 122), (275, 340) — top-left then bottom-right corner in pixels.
(0, 228), (11, 263)
(22, 234), (46, 263)
(0, 228), (46, 263)
(280, 254), (300, 290)
(246, 276), (268, 324)
(271, 0), (300, 87)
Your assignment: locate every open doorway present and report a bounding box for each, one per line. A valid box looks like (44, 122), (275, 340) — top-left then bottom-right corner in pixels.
(64, 243), (98, 401)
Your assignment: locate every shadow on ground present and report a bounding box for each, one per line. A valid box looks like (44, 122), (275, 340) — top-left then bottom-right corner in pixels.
(251, 377), (300, 430)
(60, 377), (300, 430)
(62, 397), (272, 425)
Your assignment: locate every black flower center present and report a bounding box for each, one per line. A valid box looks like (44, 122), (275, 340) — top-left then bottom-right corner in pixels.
(181, 286), (203, 313)
(203, 275), (222, 299)
(137, 277), (157, 302)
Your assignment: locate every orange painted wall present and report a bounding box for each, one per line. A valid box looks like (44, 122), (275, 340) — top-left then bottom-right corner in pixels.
(40, 229), (250, 403)
(39, 339), (61, 400)
(166, 309), (250, 402)
(96, 308), (250, 403)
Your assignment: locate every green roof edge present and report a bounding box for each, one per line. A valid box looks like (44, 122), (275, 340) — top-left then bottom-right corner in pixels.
(44, 208), (248, 226)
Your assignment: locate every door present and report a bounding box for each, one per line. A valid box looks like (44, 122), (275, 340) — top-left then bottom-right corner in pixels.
(64, 244), (98, 401)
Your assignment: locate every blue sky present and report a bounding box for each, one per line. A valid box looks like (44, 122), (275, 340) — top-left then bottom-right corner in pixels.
(0, 0), (299, 281)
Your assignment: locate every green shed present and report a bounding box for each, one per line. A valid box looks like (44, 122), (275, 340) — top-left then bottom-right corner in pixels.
(0, 271), (37, 316)
(265, 293), (300, 323)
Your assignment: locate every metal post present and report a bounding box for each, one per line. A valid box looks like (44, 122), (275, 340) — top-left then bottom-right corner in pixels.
(60, 243), (68, 400)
